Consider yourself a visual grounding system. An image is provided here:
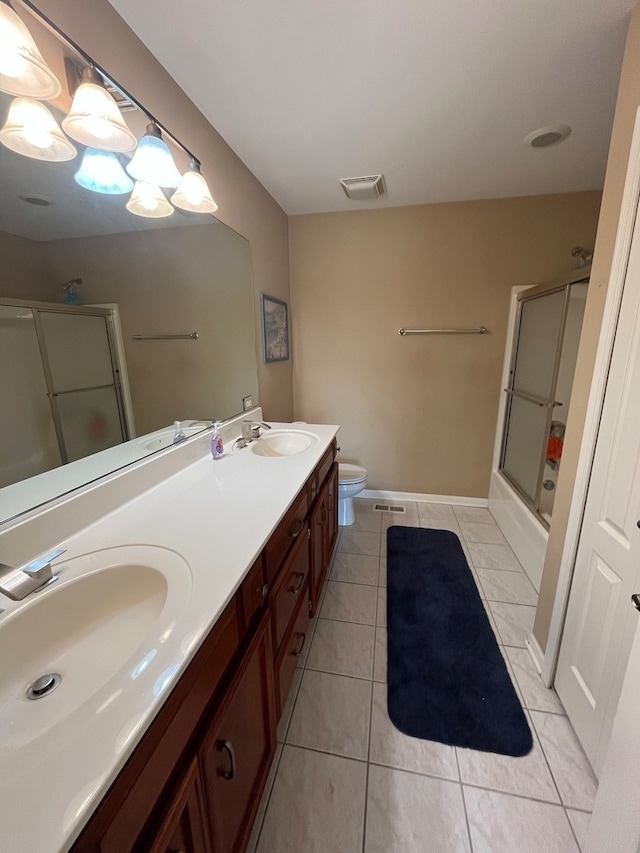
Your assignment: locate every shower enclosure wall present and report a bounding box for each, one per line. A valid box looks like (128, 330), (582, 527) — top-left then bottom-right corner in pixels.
(490, 271), (589, 590)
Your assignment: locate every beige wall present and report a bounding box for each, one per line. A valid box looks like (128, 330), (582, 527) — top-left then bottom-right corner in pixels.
(1, 232), (53, 300)
(43, 225), (257, 433)
(534, 5), (640, 651)
(31, 0), (293, 420)
(290, 192), (601, 496)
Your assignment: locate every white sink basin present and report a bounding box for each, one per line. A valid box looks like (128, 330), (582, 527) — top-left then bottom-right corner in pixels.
(251, 430), (318, 457)
(0, 545), (191, 749)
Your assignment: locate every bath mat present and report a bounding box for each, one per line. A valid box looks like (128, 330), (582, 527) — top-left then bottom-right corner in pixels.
(386, 526), (532, 756)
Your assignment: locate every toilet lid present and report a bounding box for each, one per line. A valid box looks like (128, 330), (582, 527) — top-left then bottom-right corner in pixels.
(339, 463), (367, 484)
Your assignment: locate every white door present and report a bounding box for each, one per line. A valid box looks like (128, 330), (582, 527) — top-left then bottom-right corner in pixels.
(555, 204), (640, 775)
(584, 601), (640, 853)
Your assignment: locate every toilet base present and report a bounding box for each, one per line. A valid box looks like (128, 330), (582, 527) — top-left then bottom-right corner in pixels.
(338, 495), (356, 526)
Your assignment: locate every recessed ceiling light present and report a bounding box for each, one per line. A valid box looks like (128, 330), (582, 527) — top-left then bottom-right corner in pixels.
(524, 125), (571, 148)
(19, 193), (52, 206)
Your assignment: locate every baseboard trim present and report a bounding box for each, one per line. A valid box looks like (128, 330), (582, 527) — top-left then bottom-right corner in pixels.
(359, 489), (488, 507)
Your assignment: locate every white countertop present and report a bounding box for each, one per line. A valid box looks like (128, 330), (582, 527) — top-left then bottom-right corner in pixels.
(0, 420), (339, 853)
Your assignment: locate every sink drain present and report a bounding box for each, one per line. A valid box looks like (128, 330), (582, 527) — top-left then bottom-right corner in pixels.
(26, 673), (61, 700)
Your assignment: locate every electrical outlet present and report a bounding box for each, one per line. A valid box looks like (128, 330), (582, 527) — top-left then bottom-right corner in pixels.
(242, 395), (253, 411)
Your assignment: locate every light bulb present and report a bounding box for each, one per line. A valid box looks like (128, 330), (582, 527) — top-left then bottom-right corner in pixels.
(0, 97), (76, 161)
(74, 148), (133, 195)
(62, 73), (137, 153)
(171, 160), (218, 213)
(126, 181), (173, 218)
(0, 4), (61, 98)
(126, 123), (181, 188)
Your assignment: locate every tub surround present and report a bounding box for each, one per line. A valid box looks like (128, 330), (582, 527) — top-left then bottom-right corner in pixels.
(0, 414), (338, 853)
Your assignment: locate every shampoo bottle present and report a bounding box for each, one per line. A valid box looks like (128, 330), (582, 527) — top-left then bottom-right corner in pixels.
(172, 420), (187, 444)
(211, 421), (224, 459)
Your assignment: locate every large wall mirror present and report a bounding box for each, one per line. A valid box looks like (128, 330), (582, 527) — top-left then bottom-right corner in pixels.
(0, 1), (259, 523)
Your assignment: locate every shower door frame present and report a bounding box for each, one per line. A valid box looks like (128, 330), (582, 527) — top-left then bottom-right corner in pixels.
(499, 278), (586, 527)
(0, 297), (130, 466)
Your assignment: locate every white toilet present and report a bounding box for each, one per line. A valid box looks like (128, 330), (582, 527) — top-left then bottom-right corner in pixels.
(338, 463), (368, 526)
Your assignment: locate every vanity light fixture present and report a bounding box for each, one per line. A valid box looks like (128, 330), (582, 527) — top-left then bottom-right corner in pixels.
(126, 122), (181, 188)
(74, 148), (133, 194)
(126, 180), (173, 218)
(0, 0), (61, 99)
(62, 66), (137, 153)
(0, 96), (76, 161)
(171, 159), (218, 213)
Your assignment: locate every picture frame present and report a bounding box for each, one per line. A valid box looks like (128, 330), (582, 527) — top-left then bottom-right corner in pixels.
(260, 293), (290, 363)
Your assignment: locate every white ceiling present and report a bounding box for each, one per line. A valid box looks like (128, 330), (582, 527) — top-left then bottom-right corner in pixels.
(107, 0), (635, 215)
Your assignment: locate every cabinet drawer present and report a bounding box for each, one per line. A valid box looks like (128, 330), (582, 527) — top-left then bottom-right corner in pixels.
(270, 527), (309, 654)
(265, 487), (308, 584)
(308, 441), (337, 505)
(240, 553), (268, 632)
(274, 579), (311, 718)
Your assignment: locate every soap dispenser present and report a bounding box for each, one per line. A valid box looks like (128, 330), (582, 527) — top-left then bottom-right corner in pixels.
(211, 421), (224, 459)
(172, 421), (187, 444)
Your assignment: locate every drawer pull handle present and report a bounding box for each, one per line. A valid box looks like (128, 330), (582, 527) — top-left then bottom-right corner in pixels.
(290, 518), (305, 539)
(289, 572), (305, 594)
(216, 739), (235, 781)
(292, 631), (307, 657)
(257, 583), (269, 599)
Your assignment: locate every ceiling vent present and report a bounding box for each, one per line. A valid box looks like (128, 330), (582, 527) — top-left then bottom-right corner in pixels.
(339, 174), (386, 200)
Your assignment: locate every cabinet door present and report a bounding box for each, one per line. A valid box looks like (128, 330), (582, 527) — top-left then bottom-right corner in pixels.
(200, 616), (276, 853)
(309, 491), (327, 618)
(147, 759), (210, 853)
(270, 528), (310, 653)
(326, 463), (339, 561)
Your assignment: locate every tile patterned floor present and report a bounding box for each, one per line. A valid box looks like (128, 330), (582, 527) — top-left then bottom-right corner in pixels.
(248, 499), (597, 853)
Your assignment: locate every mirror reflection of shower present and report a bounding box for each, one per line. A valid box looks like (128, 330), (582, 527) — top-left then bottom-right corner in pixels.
(499, 261), (590, 527)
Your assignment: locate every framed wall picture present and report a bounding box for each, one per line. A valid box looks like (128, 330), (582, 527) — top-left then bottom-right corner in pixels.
(260, 293), (289, 363)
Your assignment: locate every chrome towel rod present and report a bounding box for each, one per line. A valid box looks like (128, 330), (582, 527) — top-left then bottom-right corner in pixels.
(132, 332), (199, 341)
(398, 326), (488, 336)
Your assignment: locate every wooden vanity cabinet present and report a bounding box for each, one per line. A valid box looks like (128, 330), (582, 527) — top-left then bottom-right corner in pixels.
(70, 438), (338, 853)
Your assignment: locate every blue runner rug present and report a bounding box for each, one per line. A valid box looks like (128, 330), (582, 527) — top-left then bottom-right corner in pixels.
(387, 526), (533, 756)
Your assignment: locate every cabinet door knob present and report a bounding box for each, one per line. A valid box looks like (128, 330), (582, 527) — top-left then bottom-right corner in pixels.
(216, 739), (236, 781)
(257, 583), (269, 599)
(290, 518), (305, 539)
(291, 631), (307, 657)
(289, 572), (305, 594)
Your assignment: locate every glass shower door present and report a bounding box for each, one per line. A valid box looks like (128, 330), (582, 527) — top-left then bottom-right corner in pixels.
(0, 305), (61, 487)
(37, 310), (126, 463)
(501, 288), (567, 507)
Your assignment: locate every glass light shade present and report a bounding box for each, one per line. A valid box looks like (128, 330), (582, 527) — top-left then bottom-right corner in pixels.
(0, 3), (61, 98)
(0, 97), (76, 161)
(126, 181), (173, 218)
(74, 148), (133, 195)
(171, 162), (218, 213)
(62, 82), (137, 152)
(126, 125), (181, 188)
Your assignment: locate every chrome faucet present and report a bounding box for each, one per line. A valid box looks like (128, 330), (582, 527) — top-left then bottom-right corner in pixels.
(242, 420), (272, 441)
(0, 548), (65, 601)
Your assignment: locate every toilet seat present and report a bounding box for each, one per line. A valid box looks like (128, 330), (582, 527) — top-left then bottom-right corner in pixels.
(339, 463), (367, 485)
